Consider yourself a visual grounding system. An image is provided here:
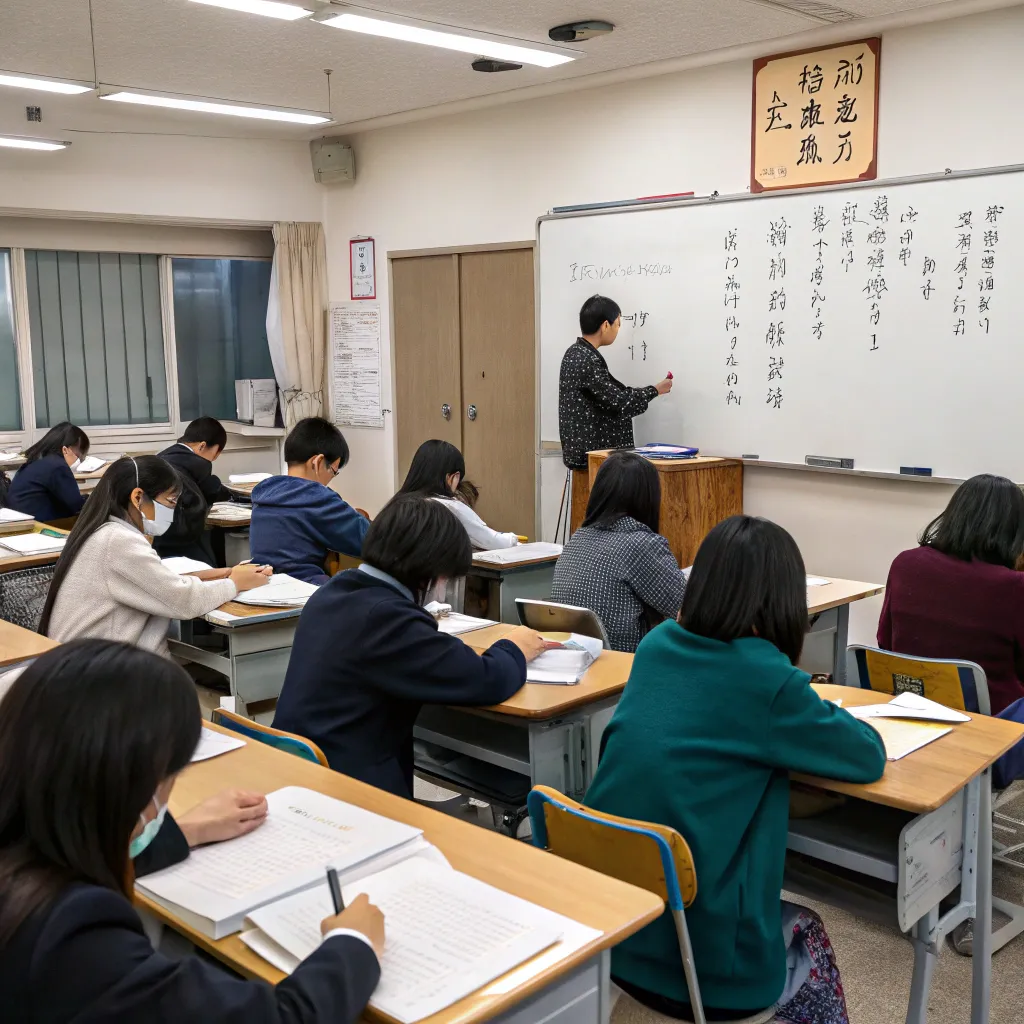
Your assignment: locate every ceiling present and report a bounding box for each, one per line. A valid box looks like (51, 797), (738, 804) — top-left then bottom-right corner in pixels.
(0, 0), (984, 139)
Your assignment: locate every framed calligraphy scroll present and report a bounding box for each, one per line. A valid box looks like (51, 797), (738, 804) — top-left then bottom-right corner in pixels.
(751, 38), (879, 193)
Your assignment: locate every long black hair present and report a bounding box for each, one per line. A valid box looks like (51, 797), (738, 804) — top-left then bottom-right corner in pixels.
(582, 451), (661, 532)
(678, 514), (808, 665)
(0, 640), (200, 947)
(920, 474), (1024, 569)
(398, 440), (466, 500)
(362, 494), (472, 602)
(23, 422), (90, 464)
(38, 456), (181, 636)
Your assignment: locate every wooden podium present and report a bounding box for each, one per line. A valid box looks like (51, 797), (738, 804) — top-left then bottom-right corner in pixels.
(582, 451), (744, 567)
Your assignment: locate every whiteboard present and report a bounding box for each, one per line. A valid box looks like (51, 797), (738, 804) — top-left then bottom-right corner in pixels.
(538, 166), (1024, 481)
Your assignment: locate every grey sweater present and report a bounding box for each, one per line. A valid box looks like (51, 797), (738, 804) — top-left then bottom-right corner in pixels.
(48, 517), (237, 657)
(551, 517), (686, 652)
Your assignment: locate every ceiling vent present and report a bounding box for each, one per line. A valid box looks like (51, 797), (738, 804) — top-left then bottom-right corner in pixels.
(746, 0), (858, 23)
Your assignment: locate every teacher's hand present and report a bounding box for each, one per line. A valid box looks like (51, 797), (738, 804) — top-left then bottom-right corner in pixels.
(655, 377), (674, 395)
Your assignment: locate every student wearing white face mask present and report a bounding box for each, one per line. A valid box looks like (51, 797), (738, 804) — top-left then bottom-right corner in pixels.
(0, 641), (385, 1023)
(39, 455), (270, 657)
(274, 496), (546, 798)
(4, 421), (90, 523)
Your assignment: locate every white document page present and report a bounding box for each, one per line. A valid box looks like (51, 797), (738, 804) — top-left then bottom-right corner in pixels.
(229, 473), (272, 484)
(436, 612), (495, 635)
(0, 533), (66, 555)
(208, 502), (253, 521)
(848, 692), (970, 724)
(233, 574), (319, 606)
(806, 576), (830, 587)
(162, 556), (214, 575)
(77, 455), (106, 473)
(191, 730), (246, 762)
(527, 633), (602, 684)
(0, 508), (33, 523)
(245, 856), (565, 1024)
(138, 788), (421, 930)
(474, 542), (563, 564)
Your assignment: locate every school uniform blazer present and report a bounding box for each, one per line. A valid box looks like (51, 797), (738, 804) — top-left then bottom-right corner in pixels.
(154, 443), (232, 563)
(4, 454), (86, 522)
(274, 568), (527, 797)
(0, 814), (380, 1024)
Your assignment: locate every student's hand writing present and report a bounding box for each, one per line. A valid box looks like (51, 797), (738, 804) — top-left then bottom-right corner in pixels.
(501, 626), (548, 662)
(655, 376), (674, 395)
(321, 893), (386, 958)
(230, 563), (270, 591)
(178, 789), (268, 847)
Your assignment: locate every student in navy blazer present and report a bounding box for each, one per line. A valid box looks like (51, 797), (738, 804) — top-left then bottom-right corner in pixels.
(274, 495), (547, 798)
(4, 421), (90, 522)
(0, 640), (385, 1024)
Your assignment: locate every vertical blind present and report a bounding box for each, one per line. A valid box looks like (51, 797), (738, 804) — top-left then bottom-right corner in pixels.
(0, 250), (20, 431)
(172, 258), (274, 422)
(25, 250), (169, 427)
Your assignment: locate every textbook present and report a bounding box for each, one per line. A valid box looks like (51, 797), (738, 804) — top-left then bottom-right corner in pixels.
(136, 787), (423, 939)
(475, 542), (563, 564)
(0, 533), (66, 555)
(232, 573), (319, 607)
(241, 854), (597, 1024)
(527, 633), (603, 684)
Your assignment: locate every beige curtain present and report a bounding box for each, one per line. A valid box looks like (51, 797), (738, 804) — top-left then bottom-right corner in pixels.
(266, 222), (328, 428)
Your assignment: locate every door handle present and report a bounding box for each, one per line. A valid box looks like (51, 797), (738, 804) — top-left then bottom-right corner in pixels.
(441, 403), (451, 421)
(467, 404), (478, 421)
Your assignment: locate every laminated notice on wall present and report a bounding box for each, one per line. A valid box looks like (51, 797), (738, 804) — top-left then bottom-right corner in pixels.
(330, 302), (384, 429)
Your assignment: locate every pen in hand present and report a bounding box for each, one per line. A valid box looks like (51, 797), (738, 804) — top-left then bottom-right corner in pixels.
(326, 867), (345, 913)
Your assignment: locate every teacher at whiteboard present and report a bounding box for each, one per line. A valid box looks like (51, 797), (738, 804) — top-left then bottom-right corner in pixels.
(558, 294), (673, 530)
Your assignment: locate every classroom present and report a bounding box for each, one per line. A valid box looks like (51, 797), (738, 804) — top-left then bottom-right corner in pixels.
(1, 1), (1024, 1023)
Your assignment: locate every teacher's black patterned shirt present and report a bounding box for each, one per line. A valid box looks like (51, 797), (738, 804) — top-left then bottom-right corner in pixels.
(558, 338), (658, 470)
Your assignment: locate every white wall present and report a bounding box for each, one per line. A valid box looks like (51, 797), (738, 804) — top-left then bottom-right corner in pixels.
(324, 4), (1024, 646)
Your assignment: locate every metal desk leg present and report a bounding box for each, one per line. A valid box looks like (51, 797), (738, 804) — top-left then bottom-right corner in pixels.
(833, 602), (850, 686)
(972, 769), (993, 1024)
(906, 906), (938, 1024)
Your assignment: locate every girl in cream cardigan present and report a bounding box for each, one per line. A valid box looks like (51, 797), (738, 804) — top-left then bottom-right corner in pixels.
(39, 455), (269, 657)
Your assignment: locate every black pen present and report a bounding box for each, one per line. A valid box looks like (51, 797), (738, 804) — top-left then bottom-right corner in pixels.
(326, 867), (345, 913)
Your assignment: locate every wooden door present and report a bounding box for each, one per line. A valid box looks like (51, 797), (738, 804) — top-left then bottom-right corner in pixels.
(459, 249), (535, 536)
(391, 255), (463, 483)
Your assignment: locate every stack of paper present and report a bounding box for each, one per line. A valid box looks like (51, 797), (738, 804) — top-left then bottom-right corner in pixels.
(848, 693), (967, 760)
(475, 542), (563, 565)
(527, 633), (602, 685)
(436, 612), (495, 636)
(233, 573), (318, 607)
(633, 443), (699, 459)
(191, 729), (247, 763)
(241, 855), (587, 1024)
(136, 787), (423, 939)
(208, 502), (253, 521)
(0, 450), (23, 461)
(0, 509), (33, 524)
(162, 556), (214, 575)
(229, 473), (272, 485)
(0, 533), (66, 556)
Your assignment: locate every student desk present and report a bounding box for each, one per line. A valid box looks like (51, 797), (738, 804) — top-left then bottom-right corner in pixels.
(451, 551), (562, 624)
(806, 577), (883, 685)
(169, 602), (301, 716)
(0, 619), (57, 670)
(74, 462), (109, 493)
(789, 683), (1024, 1024)
(141, 722), (663, 1024)
(414, 624), (633, 806)
(0, 524), (68, 575)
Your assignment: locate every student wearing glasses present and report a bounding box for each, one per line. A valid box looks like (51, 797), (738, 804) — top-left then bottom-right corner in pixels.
(249, 417), (370, 584)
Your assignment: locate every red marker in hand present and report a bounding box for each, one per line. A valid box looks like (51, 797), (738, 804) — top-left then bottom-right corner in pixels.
(666, 371), (674, 380)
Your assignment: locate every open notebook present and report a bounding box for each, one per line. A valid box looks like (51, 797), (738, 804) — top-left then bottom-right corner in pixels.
(233, 574), (319, 607)
(76, 455), (106, 473)
(136, 787), (422, 939)
(241, 854), (598, 1024)
(528, 633), (603, 685)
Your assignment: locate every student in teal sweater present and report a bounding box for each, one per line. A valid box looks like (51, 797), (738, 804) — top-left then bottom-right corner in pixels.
(586, 515), (886, 1023)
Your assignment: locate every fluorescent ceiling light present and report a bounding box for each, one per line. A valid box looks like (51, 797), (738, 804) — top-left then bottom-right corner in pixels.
(187, 0), (312, 20)
(0, 71), (92, 95)
(317, 9), (579, 68)
(0, 135), (70, 151)
(99, 89), (330, 124)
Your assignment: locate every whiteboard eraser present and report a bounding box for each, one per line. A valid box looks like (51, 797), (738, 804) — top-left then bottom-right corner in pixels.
(806, 455), (854, 470)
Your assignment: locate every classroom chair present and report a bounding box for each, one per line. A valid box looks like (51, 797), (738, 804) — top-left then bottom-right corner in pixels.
(210, 708), (329, 766)
(527, 786), (775, 1024)
(849, 644), (1024, 951)
(0, 565), (55, 632)
(515, 598), (610, 648)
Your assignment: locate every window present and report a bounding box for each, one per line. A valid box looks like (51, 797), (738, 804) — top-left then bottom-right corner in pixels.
(0, 250), (20, 431)
(172, 258), (274, 422)
(25, 250), (169, 427)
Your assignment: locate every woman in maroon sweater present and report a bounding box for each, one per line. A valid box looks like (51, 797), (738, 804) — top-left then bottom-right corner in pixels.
(879, 473), (1024, 716)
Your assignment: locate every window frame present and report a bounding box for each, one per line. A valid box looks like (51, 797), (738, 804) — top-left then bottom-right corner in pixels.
(0, 247), (274, 456)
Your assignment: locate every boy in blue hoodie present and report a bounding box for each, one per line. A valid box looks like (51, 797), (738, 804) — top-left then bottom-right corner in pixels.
(249, 417), (369, 584)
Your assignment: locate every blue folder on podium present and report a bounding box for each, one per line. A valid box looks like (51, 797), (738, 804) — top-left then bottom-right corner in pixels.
(633, 443), (700, 460)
